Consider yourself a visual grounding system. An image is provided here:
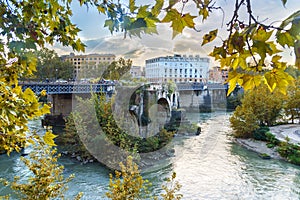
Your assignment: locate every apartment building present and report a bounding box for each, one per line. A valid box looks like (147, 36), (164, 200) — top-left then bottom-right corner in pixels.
(145, 54), (210, 83)
(62, 53), (116, 79)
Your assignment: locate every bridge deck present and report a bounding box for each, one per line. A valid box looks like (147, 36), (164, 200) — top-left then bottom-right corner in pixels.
(20, 82), (227, 95)
(20, 83), (115, 94)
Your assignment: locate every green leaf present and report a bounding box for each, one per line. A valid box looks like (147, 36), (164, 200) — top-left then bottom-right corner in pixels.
(162, 9), (196, 39)
(294, 40), (300, 69)
(161, 8), (177, 23)
(152, 0), (163, 17)
(289, 17), (300, 39)
(167, 0), (180, 9)
(129, 0), (138, 12)
(253, 28), (273, 42)
(104, 19), (115, 33)
(136, 5), (150, 18)
(276, 32), (294, 47)
(279, 10), (300, 29)
(201, 29), (218, 46)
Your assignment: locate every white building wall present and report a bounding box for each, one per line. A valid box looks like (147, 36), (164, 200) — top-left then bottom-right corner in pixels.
(145, 55), (210, 83)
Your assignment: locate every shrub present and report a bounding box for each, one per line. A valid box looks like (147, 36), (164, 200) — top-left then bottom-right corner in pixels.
(265, 132), (280, 148)
(253, 126), (270, 141)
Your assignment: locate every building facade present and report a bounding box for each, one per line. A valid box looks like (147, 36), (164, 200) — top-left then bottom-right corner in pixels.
(208, 66), (228, 83)
(129, 66), (144, 78)
(62, 53), (116, 79)
(145, 54), (210, 83)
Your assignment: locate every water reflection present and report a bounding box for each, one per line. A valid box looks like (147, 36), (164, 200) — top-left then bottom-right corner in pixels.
(0, 113), (299, 199)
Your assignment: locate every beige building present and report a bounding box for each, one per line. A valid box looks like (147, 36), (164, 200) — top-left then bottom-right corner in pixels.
(62, 53), (116, 79)
(129, 66), (144, 78)
(208, 66), (228, 83)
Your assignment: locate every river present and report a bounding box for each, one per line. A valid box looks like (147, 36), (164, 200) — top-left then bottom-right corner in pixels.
(0, 112), (299, 199)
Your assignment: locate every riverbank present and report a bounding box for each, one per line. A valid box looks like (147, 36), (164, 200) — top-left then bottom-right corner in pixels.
(235, 123), (300, 161)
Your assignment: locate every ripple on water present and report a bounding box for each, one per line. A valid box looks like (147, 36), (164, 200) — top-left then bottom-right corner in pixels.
(1, 115), (300, 199)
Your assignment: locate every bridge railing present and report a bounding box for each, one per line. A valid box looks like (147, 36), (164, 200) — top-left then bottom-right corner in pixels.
(176, 83), (205, 91)
(176, 83), (228, 91)
(20, 83), (115, 94)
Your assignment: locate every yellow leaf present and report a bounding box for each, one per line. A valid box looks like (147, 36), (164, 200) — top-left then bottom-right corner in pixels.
(40, 104), (51, 114)
(232, 57), (239, 70)
(227, 71), (242, 95)
(43, 131), (57, 146)
(202, 29), (218, 46)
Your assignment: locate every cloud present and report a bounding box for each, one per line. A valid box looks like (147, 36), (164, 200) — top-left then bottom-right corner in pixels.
(50, 0), (300, 67)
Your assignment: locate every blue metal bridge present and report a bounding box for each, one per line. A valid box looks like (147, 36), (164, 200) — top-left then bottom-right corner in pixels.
(20, 82), (115, 95)
(20, 82), (227, 95)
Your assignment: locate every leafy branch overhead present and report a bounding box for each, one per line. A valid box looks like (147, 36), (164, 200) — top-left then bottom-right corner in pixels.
(95, 0), (299, 95)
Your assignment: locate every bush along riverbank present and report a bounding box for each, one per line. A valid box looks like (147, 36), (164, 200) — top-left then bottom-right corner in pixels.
(230, 81), (300, 166)
(235, 126), (300, 165)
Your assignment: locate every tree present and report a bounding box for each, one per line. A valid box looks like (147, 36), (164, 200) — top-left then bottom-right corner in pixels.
(230, 84), (285, 138)
(0, 0), (85, 198)
(0, 0), (85, 153)
(106, 156), (151, 200)
(102, 58), (132, 80)
(284, 77), (300, 123)
(33, 48), (74, 81)
(161, 172), (183, 200)
(1, 134), (82, 200)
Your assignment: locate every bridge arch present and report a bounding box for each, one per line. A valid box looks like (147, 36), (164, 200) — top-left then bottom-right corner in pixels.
(157, 97), (171, 117)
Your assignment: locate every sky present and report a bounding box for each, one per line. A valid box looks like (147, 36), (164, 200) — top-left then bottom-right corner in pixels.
(51, 0), (300, 68)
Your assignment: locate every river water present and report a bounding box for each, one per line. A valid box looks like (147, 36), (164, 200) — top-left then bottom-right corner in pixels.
(0, 112), (300, 199)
